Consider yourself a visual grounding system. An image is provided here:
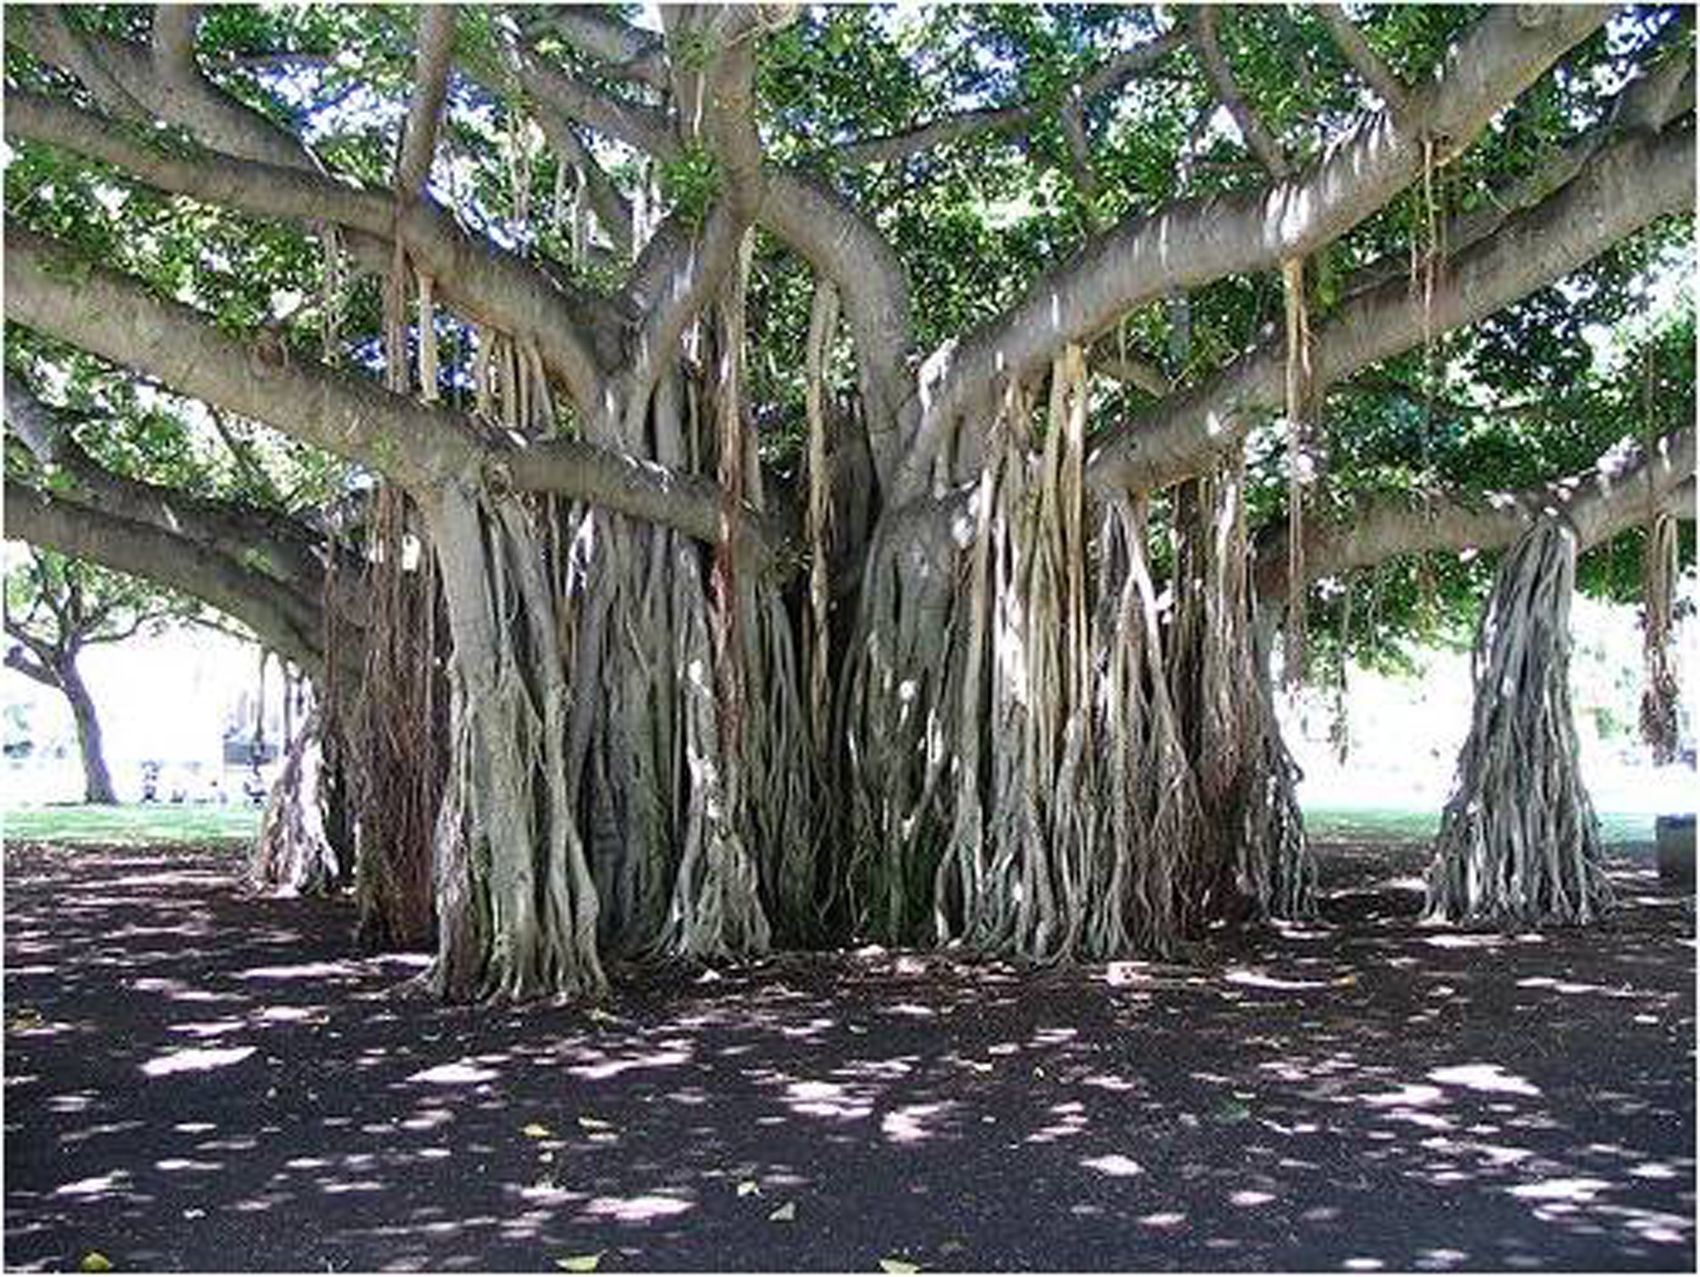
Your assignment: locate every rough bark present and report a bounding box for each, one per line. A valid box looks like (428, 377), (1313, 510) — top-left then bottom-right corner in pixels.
(1425, 520), (1610, 925)
(251, 709), (350, 897)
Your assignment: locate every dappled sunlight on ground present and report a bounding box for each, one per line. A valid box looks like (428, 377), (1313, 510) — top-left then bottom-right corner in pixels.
(3, 837), (1693, 1271)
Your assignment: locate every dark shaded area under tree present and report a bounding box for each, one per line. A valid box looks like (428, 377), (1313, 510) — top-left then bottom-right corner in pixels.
(4, 836), (1691, 1272)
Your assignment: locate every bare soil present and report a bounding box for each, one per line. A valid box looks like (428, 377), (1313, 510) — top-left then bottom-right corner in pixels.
(4, 838), (1693, 1272)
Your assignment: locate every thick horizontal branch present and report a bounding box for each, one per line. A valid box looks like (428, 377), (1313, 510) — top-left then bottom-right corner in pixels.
(520, 7), (669, 90)
(1342, 36), (1694, 299)
(1254, 429), (1697, 602)
(1087, 120), (1696, 494)
(5, 373), (330, 598)
(5, 93), (617, 410)
(6, 91), (395, 233)
(7, 232), (779, 560)
(497, 438), (794, 572)
(6, 229), (483, 491)
(9, 5), (317, 172)
(895, 4), (1609, 503)
(6, 479), (329, 676)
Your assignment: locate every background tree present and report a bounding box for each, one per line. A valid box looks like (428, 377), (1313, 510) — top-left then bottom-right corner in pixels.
(3, 549), (181, 803)
(3, 4), (1693, 999)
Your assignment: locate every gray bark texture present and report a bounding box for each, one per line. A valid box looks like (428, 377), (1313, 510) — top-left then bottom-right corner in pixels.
(4, 4), (1693, 997)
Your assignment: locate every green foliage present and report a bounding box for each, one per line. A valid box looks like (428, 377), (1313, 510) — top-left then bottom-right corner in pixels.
(5, 548), (197, 656)
(2, 2), (1692, 664)
(656, 144), (720, 228)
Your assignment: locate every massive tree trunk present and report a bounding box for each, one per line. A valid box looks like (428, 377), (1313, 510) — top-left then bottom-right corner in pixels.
(4, 3), (1692, 1002)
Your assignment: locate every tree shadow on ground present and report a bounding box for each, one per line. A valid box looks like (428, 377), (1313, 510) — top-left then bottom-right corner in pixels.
(4, 838), (1693, 1272)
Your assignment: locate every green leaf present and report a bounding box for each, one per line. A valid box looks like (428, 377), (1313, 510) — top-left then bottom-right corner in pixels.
(79, 1254), (113, 1274)
(522, 1123), (553, 1139)
(879, 1259), (920, 1274)
(556, 1254), (603, 1273)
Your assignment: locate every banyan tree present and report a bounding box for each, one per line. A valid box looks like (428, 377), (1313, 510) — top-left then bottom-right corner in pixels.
(3, 4), (1694, 999)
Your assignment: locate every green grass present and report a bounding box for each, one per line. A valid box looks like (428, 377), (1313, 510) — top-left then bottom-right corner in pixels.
(1305, 805), (1656, 846)
(4, 801), (1659, 852)
(4, 803), (260, 846)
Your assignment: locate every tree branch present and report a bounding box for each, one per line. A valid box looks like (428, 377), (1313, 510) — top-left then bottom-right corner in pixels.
(496, 437), (792, 572)
(6, 232), (780, 559)
(513, 46), (680, 159)
(1191, 7), (1290, 178)
(519, 7), (669, 91)
(1315, 5), (1408, 113)
(1088, 121), (1697, 495)
(1092, 346), (1172, 397)
(1253, 429), (1697, 602)
(1341, 36), (1694, 300)
(536, 109), (635, 258)
(5, 480), (329, 677)
(6, 90), (618, 412)
(394, 6), (457, 199)
(6, 229), (482, 491)
(759, 170), (916, 484)
(5, 373), (328, 598)
(891, 4), (1610, 504)
(3, 641), (61, 690)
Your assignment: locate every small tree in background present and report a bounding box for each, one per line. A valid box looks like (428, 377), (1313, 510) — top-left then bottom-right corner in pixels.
(3, 550), (184, 804)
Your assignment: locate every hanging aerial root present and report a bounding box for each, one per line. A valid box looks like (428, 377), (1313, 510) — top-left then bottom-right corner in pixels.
(250, 708), (343, 898)
(1425, 519), (1611, 925)
(352, 485), (445, 950)
(1082, 495), (1203, 957)
(1170, 450), (1315, 926)
(663, 231), (780, 959)
(937, 346), (1097, 962)
(805, 279), (840, 759)
(1640, 511), (1680, 764)
(1281, 256), (1314, 687)
(416, 270), (438, 401)
(431, 485), (604, 1001)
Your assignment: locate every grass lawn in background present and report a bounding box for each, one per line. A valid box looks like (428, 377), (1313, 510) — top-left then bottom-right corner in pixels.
(3, 802), (261, 846)
(1, 802), (1659, 852)
(1304, 805), (1655, 846)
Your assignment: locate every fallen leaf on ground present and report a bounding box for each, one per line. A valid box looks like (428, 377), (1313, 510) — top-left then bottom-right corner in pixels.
(556, 1253), (603, 1272)
(879, 1259), (920, 1273)
(767, 1201), (796, 1222)
(78, 1254), (112, 1273)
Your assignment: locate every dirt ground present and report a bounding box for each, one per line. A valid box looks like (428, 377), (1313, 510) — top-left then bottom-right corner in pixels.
(4, 837), (1693, 1273)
